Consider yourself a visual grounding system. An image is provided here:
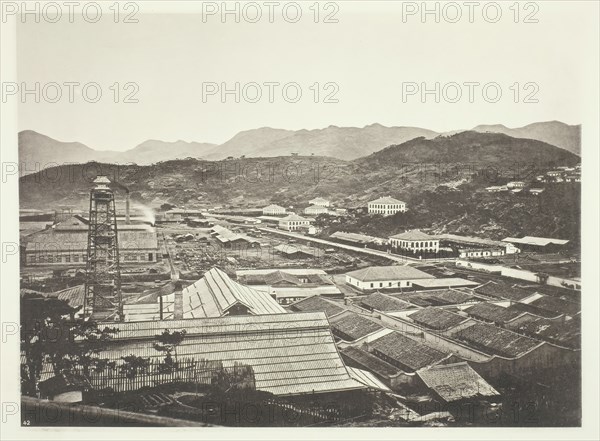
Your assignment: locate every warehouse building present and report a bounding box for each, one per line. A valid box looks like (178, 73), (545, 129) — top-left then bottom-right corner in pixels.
(345, 265), (435, 291)
(31, 312), (368, 397)
(23, 215), (159, 266)
(161, 267), (285, 319)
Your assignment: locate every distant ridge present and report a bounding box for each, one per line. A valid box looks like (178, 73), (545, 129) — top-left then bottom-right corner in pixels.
(18, 120), (580, 174)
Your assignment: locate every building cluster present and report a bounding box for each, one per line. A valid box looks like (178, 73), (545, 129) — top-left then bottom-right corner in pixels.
(536, 164), (581, 183)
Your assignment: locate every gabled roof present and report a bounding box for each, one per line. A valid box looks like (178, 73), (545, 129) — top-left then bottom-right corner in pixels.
(359, 292), (413, 312)
(330, 312), (384, 341)
(45, 284), (85, 309)
(346, 265), (435, 282)
(409, 307), (467, 330)
(289, 295), (345, 318)
(390, 230), (436, 241)
(465, 302), (525, 324)
(340, 346), (401, 378)
(452, 323), (542, 358)
(163, 268), (285, 318)
(263, 270), (303, 286)
(279, 214), (309, 222)
(369, 196), (405, 205)
(64, 312), (366, 396)
(501, 236), (569, 246)
(262, 204), (286, 211)
(370, 332), (449, 371)
(417, 362), (499, 403)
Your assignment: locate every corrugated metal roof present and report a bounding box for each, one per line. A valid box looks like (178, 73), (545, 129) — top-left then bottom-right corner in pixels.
(71, 311), (365, 396)
(162, 268), (286, 318)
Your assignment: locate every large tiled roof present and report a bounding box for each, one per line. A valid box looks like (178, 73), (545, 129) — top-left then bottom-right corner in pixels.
(399, 289), (478, 307)
(417, 362), (500, 403)
(72, 312), (366, 396)
(162, 268), (285, 318)
(359, 292), (413, 312)
(474, 281), (532, 301)
(390, 230), (436, 241)
(408, 307), (467, 330)
(506, 316), (580, 349)
(340, 346), (401, 378)
(346, 265), (435, 282)
(527, 295), (580, 317)
(465, 302), (525, 324)
(370, 332), (449, 371)
(289, 295), (345, 318)
(330, 312), (384, 341)
(452, 323), (541, 358)
(369, 197), (405, 205)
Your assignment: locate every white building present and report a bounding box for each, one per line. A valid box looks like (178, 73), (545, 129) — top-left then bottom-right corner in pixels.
(506, 181), (526, 189)
(262, 204), (287, 216)
(345, 265), (435, 291)
(368, 196), (406, 216)
(309, 197), (330, 207)
(278, 214), (311, 231)
(389, 230), (439, 253)
(485, 185), (508, 193)
(304, 205), (329, 216)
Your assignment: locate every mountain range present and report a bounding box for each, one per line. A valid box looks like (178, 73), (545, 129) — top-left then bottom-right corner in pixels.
(18, 121), (580, 172)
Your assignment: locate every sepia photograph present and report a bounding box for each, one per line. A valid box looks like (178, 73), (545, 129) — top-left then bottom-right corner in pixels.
(1, 1), (599, 439)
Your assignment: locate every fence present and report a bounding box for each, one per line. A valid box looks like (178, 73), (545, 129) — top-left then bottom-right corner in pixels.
(77, 358), (255, 394)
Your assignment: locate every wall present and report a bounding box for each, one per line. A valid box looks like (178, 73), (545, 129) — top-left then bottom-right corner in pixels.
(455, 260), (580, 289)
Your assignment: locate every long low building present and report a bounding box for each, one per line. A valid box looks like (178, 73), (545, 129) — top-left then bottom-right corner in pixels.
(345, 265), (436, 291)
(33, 312), (367, 397)
(237, 269), (342, 305)
(22, 215), (159, 266)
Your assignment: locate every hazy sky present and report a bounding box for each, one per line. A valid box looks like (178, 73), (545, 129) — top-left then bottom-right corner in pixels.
(15, 1), (598, 151)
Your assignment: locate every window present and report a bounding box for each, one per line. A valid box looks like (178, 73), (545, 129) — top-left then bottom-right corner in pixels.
(388, 282), (392, 287)
(65, 255), (70, 263)
(148, 253), (153, 261)
(370, 283), (374, 288)
(379, 283), (383, 288)
(74, 255), (79, 262)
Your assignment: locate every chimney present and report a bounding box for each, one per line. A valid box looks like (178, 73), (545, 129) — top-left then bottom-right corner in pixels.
(125, 192), (131, 224)
(173, 281), (183, 320)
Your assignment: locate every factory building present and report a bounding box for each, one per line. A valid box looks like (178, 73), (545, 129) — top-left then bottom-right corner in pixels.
(23, 215), (159, 266)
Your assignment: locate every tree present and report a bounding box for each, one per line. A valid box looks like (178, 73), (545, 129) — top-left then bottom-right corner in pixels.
(20, 294), (117, 396)
(153, 329), (187, 372)
(119, 355), (150, 381)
